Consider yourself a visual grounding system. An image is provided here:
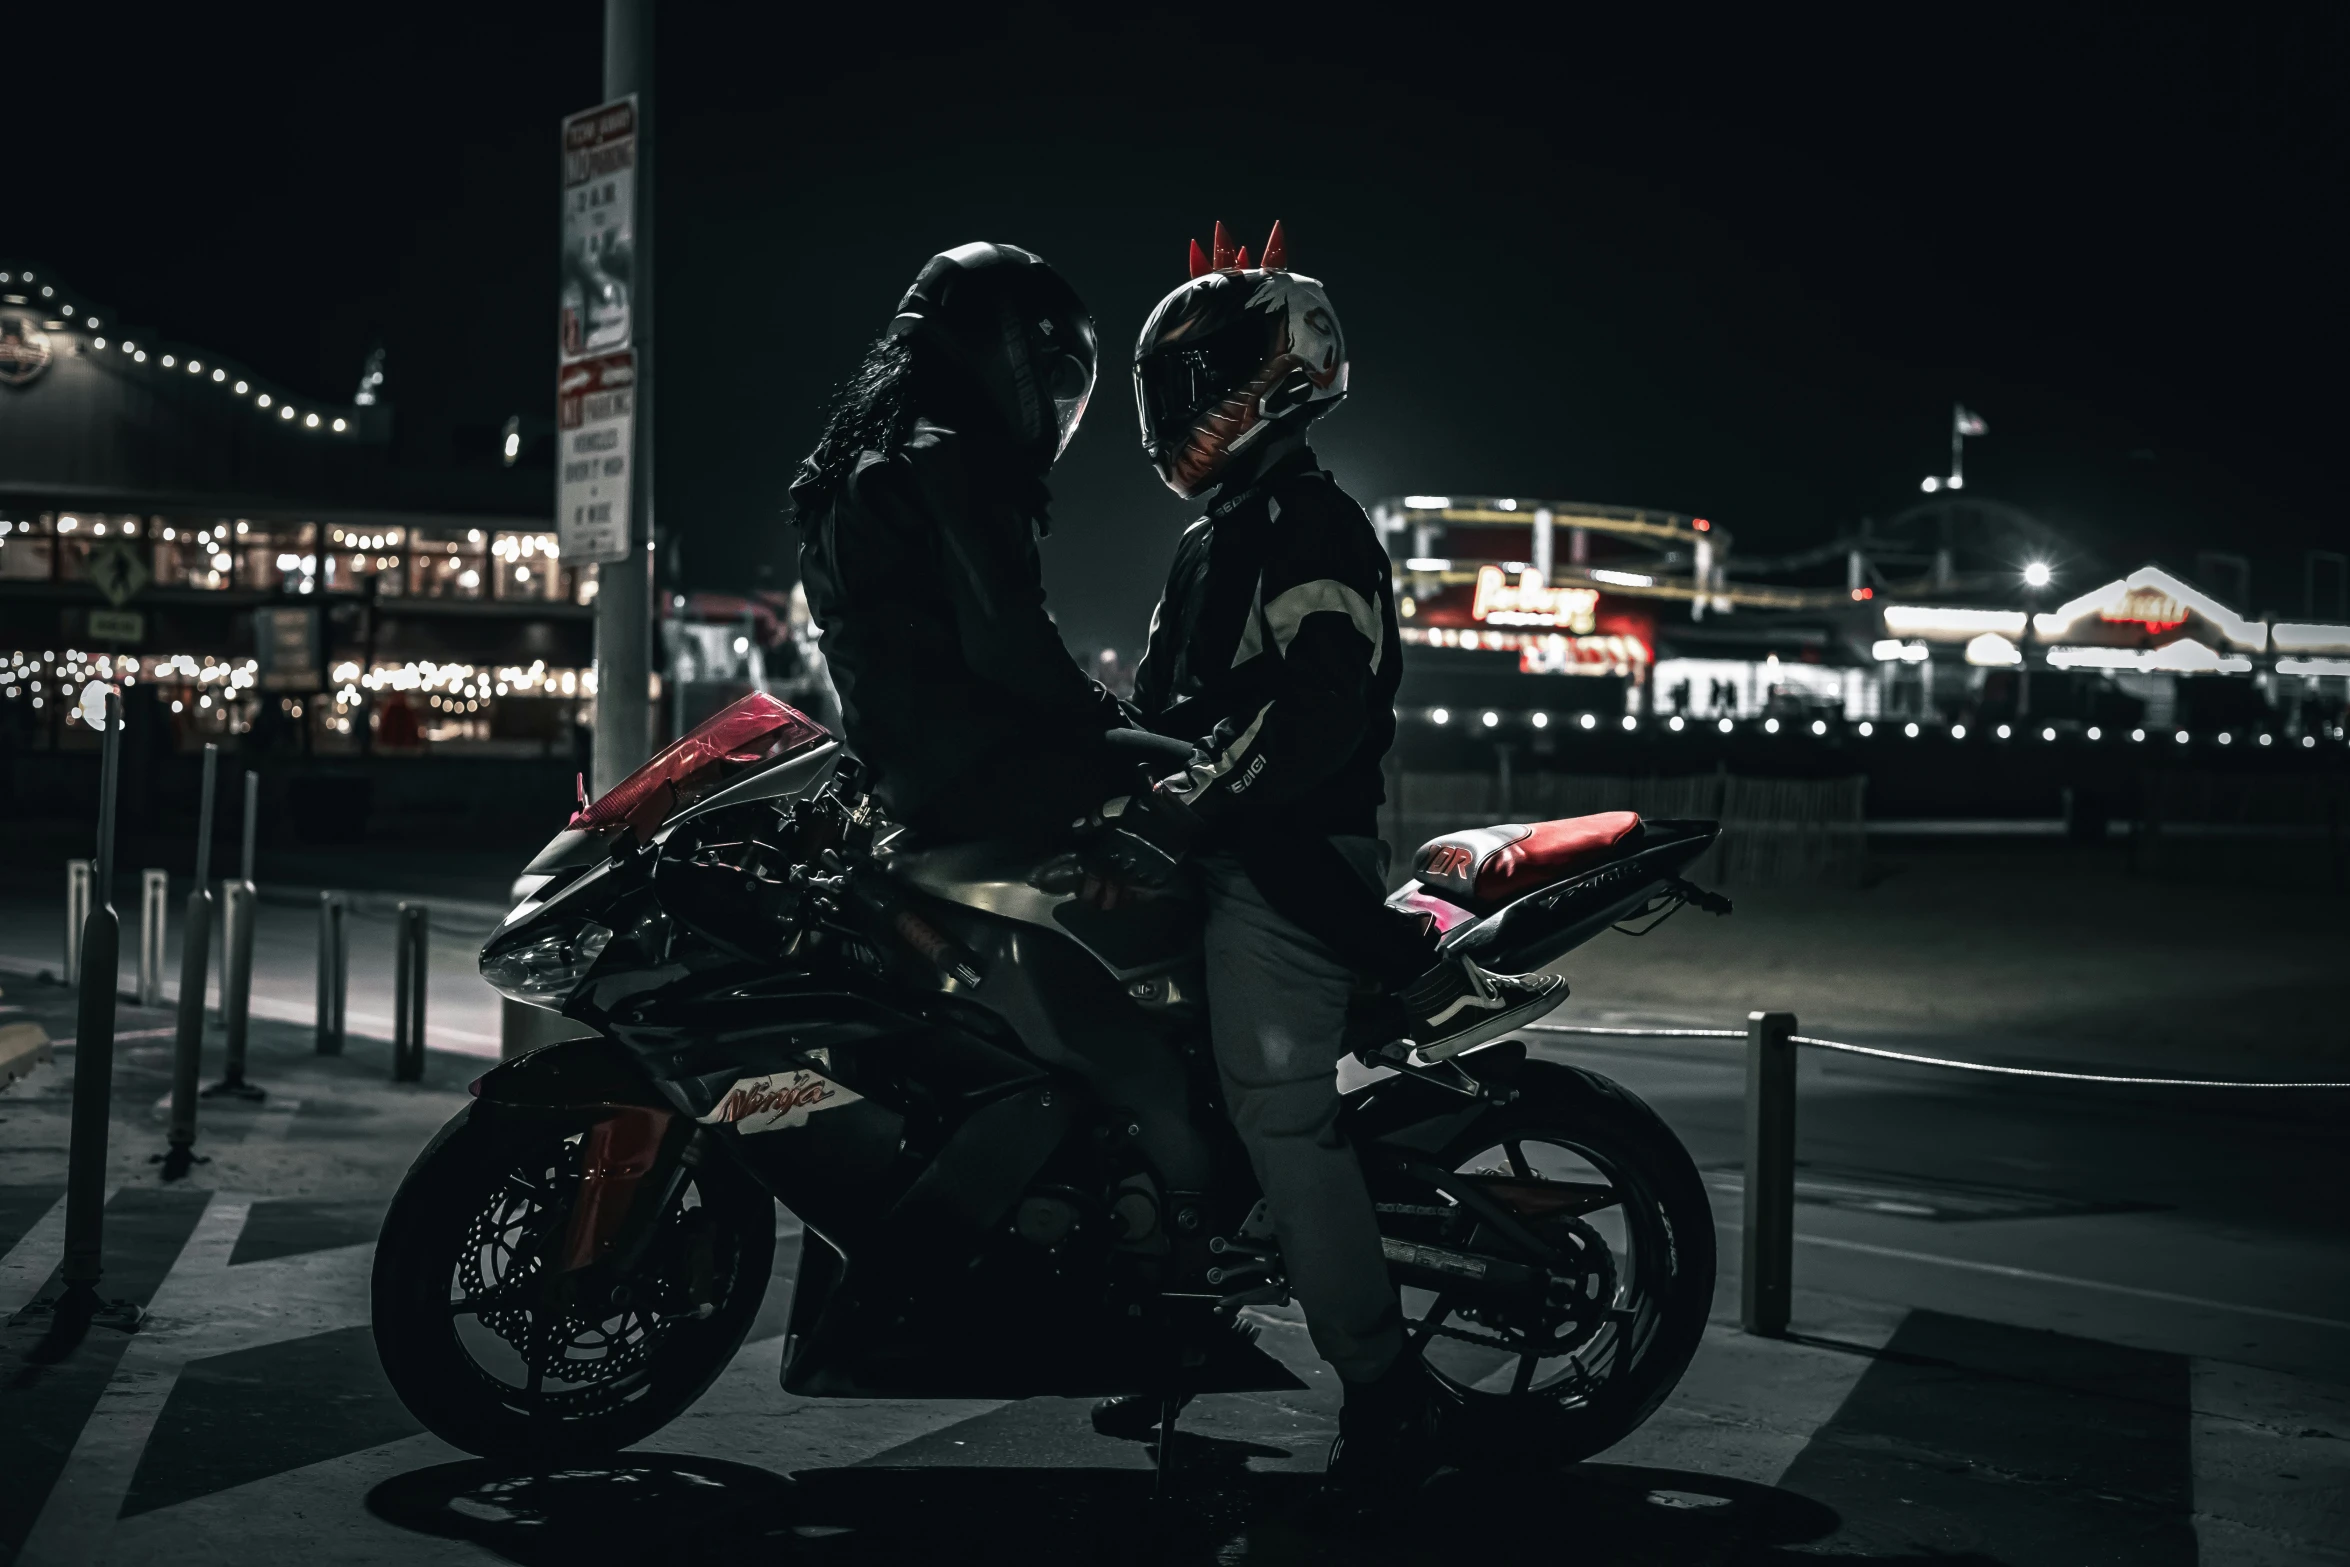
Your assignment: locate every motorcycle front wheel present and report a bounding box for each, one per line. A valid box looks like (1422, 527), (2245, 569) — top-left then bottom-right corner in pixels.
(1373, 1059), (1716, 1468)
(371, 1105), (775, 1460)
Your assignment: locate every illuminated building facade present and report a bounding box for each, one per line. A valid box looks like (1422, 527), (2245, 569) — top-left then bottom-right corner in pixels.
(1377, 496), (2350, 751)
(0, 264), (590, 760)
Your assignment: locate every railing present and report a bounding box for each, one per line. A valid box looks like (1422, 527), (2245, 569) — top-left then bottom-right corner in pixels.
(1524, 1016), (2350, 1338)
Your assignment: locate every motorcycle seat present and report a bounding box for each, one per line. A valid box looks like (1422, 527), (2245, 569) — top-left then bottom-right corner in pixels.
(1410, 811), (1644, 916)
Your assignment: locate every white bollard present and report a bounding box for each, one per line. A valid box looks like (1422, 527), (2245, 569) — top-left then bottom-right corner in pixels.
(65, 860), (93, 985)
(139, 869), (169, 1007)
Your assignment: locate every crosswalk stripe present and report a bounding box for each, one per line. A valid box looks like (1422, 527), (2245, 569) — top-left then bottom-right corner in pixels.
(0, 1194), (67, 1319)
(18, 1195), (250, 1566)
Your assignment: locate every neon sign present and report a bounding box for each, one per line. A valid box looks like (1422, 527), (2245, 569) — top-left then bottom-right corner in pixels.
(2097, 584), (2187, 635)
(1471, 566), (1598, 631)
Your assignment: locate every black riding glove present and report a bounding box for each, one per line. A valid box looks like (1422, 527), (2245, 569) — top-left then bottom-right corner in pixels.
(1086, 774), (1202, 896)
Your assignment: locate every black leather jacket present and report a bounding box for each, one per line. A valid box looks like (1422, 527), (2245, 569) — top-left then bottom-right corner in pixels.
(1131, 447), (1402, 841)
(792, 418), (1122, 828)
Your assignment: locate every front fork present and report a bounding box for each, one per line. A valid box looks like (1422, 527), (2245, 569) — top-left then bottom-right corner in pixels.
(478, 1100), (718, 1339)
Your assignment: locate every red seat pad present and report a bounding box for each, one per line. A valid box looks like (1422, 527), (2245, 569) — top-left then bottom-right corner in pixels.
(1412, 811), (1644, 912)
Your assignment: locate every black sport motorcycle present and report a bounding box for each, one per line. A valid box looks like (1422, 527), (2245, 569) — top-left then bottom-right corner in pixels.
(371, 694), (1728, 1466)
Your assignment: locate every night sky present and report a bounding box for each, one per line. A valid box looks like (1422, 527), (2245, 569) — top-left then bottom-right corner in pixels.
(21, 5), (2346, 654)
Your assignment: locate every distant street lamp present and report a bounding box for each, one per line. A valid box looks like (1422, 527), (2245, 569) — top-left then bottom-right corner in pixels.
(2023, 561), (2053, 588)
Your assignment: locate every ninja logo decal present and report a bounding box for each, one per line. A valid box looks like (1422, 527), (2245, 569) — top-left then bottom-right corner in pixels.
(697, 1069), (861, 1134)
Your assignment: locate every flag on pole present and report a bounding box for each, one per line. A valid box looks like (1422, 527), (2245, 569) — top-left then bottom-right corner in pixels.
(1954, 404), (1988, 437)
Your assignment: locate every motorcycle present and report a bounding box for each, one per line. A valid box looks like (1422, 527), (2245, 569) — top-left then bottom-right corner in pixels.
(371, 692), (1729, 1467)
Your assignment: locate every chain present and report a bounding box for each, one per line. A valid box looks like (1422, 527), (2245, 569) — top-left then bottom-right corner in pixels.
(1523, 1021), (2350, 1088)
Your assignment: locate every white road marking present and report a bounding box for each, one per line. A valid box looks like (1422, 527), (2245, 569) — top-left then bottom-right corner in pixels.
(18, 1196), (382, 1566)
(0, 1193), (67, 1317)
(17, 1195), (251, 1566)
(1791, 1232), (2350, 1332)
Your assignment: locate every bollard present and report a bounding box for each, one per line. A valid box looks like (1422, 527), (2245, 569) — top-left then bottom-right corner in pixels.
(138, 869), (169, 1007)
(65, 859), (93, 985)
(1741, 1010), (1799, 1338)
(204, 880), (264, 1101)
(238, 768), (257, 883)
(315, 891), (348, 1055)
(163, 746), (220, 1177)
(55, 686), (140, 1327)
(392, 902), (428, 1082)
(204, 772), (265, 1101)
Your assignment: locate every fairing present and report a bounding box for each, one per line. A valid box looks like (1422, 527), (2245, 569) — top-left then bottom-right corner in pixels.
(573, 692), (830, 844)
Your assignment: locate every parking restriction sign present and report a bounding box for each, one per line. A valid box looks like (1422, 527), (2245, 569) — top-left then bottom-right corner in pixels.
(557, 350), (633, 565)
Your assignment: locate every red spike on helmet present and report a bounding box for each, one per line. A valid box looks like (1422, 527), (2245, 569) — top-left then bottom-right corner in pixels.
(1261, 220), (1288, 271)
(1233, 244), (1253, 270)
(1187, 238), (1210, 279)
(1210, 220), (1238, 271)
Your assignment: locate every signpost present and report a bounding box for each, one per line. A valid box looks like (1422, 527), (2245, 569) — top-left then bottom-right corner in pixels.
(564, 14), (655, 795)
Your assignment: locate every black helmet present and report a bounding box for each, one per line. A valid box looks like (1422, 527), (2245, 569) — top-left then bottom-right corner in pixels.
(887, 242), (1098, 467)
(1133, 220), (1349, 498)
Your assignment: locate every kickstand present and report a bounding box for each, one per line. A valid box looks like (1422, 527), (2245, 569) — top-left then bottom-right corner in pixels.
(1152, 1392), (1182, 1500)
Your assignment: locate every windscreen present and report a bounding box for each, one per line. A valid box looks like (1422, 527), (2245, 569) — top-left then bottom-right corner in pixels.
(572, 692), (830, 842)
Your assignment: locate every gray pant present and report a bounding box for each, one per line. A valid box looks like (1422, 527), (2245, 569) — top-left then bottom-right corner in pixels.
(1200, 843), (1402, 1385)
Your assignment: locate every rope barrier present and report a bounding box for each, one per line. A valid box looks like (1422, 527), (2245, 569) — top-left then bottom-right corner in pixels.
(1524, 1021), (2350, 1089)
(1526, 1023), (1745, 1039)
(1786, 1035), (2350, 1089)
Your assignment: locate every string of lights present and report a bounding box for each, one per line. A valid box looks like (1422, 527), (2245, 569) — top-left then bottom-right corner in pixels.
(1, 265), (360, 437)
(1409, 704), (2344, 749)
(4, 651), (593, 737)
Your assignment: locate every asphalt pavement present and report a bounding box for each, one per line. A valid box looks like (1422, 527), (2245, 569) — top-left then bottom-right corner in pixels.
(1, 960), (2343, 1566)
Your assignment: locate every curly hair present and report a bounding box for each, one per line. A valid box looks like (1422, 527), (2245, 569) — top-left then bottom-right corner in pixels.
(797, 332), (920, 494)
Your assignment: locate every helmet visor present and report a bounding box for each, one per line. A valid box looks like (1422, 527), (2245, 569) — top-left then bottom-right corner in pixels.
(1046, 345), (1094, 460)
(1133, 324), (1275, 457)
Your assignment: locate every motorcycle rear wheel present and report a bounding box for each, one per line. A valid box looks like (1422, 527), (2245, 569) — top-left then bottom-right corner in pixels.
(1379, 1060), (1715, 1468)
(371, 1105), (775, 1460)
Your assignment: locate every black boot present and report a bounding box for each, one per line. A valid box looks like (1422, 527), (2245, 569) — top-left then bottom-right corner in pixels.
(1324, 1351), (1443, 1501)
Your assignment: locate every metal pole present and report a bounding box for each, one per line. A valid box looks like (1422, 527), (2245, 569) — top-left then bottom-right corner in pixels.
(393, 902), (428, 1082)
(59, 689), (133, 1318)
(206, 881), (263, 1100)
(239, 768), (257, 883)
(316, 890), (348, 1055)
(206, 771), (265, 1099)
(1741, 1009), (1798, 1338)
(164, 746), (220, 1173)
(138, 868), (168, 1006)
(591, 0), (655, 795)
(65, 858), (93, 985)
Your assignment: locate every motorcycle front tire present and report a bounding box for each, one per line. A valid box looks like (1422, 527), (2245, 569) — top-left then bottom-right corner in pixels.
(371, 1105), (775, 1461)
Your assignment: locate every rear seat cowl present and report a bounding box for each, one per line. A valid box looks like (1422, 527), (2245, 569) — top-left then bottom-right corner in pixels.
(1411, 811), (1644, 914)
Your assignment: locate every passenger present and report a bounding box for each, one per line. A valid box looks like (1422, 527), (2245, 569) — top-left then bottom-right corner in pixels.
(789, 243), (1134, 848)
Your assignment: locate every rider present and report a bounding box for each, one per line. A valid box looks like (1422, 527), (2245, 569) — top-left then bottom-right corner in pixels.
(1090, 223), (1566, 1491)
(791, 241), (1133, 847)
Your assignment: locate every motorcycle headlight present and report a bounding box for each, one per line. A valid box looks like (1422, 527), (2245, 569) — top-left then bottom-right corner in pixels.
(481, 921), (613, 1005)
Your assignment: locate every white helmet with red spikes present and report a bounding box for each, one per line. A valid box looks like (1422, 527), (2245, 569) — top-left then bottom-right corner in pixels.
(1133, 219), (1348, 498)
